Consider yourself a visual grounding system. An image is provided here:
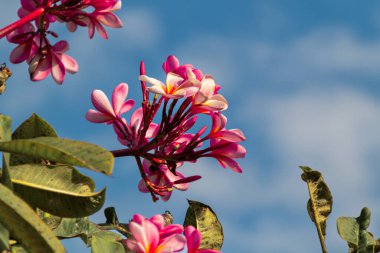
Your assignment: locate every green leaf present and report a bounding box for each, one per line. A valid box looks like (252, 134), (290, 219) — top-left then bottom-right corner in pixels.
(9, 164), (105, 218)
(0, 137), (114, 175)
(300, 166), (332, 253)
(11, 245), (28, 253)
(0, 115), (12, 251)
(0, 222), (9, 251)
(183, 200), (223, 251)
(0, 183), (65, 253)
(37, 210), (63, 230)
(0, 115), (13, 189)
(337, 207), (376, 253)
(11, 113), (58, 166)
(54, 217), (98, 241)
(91, 231), (124, 253)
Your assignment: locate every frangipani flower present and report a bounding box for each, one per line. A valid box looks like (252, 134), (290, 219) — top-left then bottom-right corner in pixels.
(86, 82), (135, 123)
(2, 0), (123, 83)
(28, 40), (78, 84)
(138, 159), (193, 201)
(162, 55), (203, 81)
(185, 226), (221, 253)
(86, 55), (246, 201)
(192, 75), (228, 112)
(139, 72), (199, 99)
(124, 214), (186, 253)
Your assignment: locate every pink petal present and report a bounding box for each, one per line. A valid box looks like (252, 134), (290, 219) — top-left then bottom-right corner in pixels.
(213, 129), (246, 142)
(87, 21), (95, 38)
(162, 55), (179, 73)
(193, 69), (203, 80)
(166, 72), (184, 93)
(132, 214), (146, 225)
(211, 113), (226, 133)
(160, 225), (184, 241)
(61, 54), (78, 74)
(146, 122), (159, 138)
(131, 107), (143, 130)
(66, 21), (78, 32)
(95, 21), (108, 39)
(51, 55), (66, 84)
(159, 234), (186, 252)
(10, 43), (32, 64)
(97, 13), (123, 28)
(85, 109), (113, 123)
(185, 226), (201, 252)
(29, 56), (51, 81)
(112, 82), (129, 115)
(91, 90), (115, 117)
(200, 76), (216, 97)
(216, 156), (243, 173)
(149, 215), (165, 230)
(120, 99), (135, 114)
(138, 179), (149, 193)
(124, 239), (145, 253)
(52, 40), (69, 53)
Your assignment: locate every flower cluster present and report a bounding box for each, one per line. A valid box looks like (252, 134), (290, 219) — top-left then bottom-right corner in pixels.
(124, 213), (221, 253)
(3, 0), (122, 84)
(86, 55), (246, 201)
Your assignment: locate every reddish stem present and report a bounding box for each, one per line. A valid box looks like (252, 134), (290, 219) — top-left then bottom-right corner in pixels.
(0, 7), (45, 39)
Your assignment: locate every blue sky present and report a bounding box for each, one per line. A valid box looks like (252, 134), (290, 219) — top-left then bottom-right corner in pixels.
(2, 1), (380, 252)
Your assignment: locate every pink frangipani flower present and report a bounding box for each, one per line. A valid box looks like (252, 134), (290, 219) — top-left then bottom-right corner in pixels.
(86, 82), (135, 123)
(185, 226), (221, 253)
(2, 0), (123, 83)
(124, 214), (186, 253)
(28, 40), (78, 84)
(138, 159), (193, 201)
(139, 72), (200, 99)
(192, 75), (228, 112)
(162, 55), (203, 81)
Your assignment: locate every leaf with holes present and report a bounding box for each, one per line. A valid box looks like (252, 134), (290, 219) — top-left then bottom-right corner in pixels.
(184, 200), (223, 250)
(9, 164), (105, 217)
(11, 113), (58, 165)
(300, 166), (332, 249)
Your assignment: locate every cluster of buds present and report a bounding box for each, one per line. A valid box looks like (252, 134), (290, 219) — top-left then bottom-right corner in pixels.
(124, 213), (220, 253)
(86, 55), (246, 202)
(1, 0), (123, 84)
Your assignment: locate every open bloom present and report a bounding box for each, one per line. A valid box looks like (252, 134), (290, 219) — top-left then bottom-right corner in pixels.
(185, 226), (221, 253)
(86, 82), (135, 123)
(139, 72), (200, 99)
(3, 0), (123, 83)
(124, 214), (186, 253)
(192, 75), (228, 112)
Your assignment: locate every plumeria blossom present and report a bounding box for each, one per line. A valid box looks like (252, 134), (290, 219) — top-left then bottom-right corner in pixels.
(1, 0), (123, 83)
(162, 55), (203, 81)
(192, 75), (228, 112)
(137, 159), (194, 201)
(185, 226), (221, 253)
(86, 82), (135, 123)
(86, 55), (246, 201)
(139, 72), (200, 99)
(124, 214), (186, 253)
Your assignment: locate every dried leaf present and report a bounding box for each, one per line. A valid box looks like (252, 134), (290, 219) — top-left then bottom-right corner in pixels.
(300, 166), (333, 253)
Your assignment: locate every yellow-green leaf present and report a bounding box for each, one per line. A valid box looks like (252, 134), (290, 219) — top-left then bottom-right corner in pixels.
(0, 115), (13, 189)
(0, 137), (114, 175)
(11, 113), (58, 166)
(0, 183), (65, 253)
(183, 200), (223, 250)
(300, 166), (333, 253)
(9, 164), (105, 218)
(91, 231), (124, 253)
